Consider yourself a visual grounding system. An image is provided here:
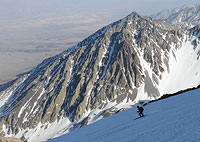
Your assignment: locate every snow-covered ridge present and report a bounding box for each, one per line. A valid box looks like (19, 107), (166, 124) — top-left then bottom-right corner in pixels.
(151, 4), (200, 28)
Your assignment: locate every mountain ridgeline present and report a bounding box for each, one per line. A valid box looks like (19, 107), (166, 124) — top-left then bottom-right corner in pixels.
(151, 4), (200, 28)
(0, 11), (200, 141)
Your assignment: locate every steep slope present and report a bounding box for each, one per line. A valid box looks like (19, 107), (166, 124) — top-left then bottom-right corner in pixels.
(48, 87), (200, 142)
(151, 4), (200, 28)
(0, 12), (199, 142)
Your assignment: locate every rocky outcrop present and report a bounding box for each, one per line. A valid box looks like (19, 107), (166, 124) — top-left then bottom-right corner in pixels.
(0, 136), (21, 142)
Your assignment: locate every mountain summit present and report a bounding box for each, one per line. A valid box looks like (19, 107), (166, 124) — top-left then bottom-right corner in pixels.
(0, 11), (200, 142)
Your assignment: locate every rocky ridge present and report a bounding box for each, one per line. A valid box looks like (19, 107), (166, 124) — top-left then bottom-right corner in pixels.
(151, 4), (200, 28)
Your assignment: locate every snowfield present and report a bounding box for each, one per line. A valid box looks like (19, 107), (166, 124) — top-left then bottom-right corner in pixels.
(48, 88), (200, 142)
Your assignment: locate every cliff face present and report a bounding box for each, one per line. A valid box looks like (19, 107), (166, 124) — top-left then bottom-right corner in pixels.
(0, 12), (199, 142)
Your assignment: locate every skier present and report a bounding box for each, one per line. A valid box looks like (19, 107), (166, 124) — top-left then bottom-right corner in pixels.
(137, 106), (144, 117)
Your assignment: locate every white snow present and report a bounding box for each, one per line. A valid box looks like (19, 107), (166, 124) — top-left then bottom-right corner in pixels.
(0, 77), (28, 115)
(114, 96), (134, 110)
(48, 88), (200, 142)
(0, 90), (14, 112)
(18, 96), (33, 118)
(162, 33), (167, 40)
(159, 35), (200, 94)
(85, 87), (93, 106)
(97, 40), (117, 84)
(98, 44), (108, 69)
(135, 83), (151, 102)
(37, 88), (46, 101)
(128, 20), (132, 25)
(6, 117), (72, 142)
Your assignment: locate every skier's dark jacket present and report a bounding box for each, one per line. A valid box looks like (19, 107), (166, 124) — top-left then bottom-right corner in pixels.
(138, 107), (144, 112)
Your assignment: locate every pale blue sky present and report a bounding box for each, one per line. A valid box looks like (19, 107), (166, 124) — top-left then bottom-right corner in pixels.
(0, 0), (198, 22)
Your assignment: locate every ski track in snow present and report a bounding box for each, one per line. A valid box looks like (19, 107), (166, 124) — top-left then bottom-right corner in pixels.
(48, 88), (200, 142)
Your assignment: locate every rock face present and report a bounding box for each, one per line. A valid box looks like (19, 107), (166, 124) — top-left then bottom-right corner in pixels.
(151, 4), (200, 28)
(0, 136), (21, 142)
(0, 11), (200, 142)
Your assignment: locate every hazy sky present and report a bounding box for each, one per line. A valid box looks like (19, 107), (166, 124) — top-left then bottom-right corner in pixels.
(0, 0), (198, 22)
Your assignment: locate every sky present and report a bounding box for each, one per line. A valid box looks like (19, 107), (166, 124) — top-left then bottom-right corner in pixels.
(0, 0), (199, 22)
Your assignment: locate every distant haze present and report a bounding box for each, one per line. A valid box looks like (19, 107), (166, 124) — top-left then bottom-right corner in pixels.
(0, 0), (198, 84)
(0, 0), (198, 21)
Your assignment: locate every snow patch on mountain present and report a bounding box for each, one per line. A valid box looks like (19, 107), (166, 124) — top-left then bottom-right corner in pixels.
(0, 77), (28, 115)
(4, 117), (71, 142)
(159, 35), (200, 94)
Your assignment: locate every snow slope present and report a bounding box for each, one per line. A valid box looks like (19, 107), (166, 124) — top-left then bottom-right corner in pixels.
(48, 88), (200, 142)
(158, 35), (200, 95)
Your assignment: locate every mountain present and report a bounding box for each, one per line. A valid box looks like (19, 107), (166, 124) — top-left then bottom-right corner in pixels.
(0, 136), (21, 142)
(48, 87), (200, 142)
(151, 4), (200, 28)
(0, 11), (200, 142)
